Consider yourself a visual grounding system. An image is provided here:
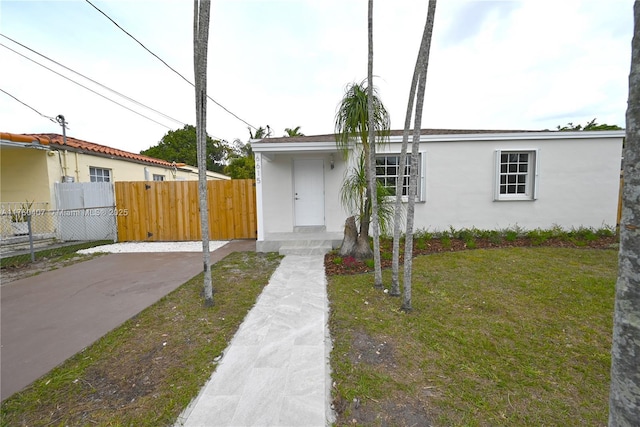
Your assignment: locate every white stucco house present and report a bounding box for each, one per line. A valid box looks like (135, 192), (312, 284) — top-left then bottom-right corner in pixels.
(251, 129), (624, 254)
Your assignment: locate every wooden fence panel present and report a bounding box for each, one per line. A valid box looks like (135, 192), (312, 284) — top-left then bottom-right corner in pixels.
(115, 180), (256, 242)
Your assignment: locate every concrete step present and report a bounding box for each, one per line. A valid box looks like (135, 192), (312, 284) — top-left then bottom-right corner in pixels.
(278, 239), (334, 256)
(279, 245), (333, 256)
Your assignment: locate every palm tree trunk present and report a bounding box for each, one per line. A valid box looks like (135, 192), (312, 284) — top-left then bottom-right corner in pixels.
(402, 0), (437, 312)
(609, 2), (640, 424)
(194, 0), (213, 306)
(390, 4), (434, 297)
(367, 0), (383, 289)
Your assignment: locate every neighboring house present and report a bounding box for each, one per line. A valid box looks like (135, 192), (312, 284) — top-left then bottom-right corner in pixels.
(0, 132), (229, 210)
(251, 129), (624, 253)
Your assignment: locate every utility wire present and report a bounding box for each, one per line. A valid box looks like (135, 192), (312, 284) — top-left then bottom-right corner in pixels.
(0, 33), (187, 128)
(1, 42), (176, 130)
(0, 87), (58, 124)
(84, 0), (258, 131)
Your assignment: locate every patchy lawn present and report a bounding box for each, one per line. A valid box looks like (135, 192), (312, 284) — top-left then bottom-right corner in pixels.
(328, 246), (618, 426)
(0, 251), (282, 426)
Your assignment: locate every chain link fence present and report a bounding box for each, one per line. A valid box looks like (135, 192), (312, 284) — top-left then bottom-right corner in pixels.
(0, 202), (117, 268)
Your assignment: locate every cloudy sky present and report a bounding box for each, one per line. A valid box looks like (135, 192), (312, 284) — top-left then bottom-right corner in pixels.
(0, 0), (634, 154)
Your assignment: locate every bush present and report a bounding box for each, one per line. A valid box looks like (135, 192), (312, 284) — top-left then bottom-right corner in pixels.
(505, 230), (519, 242)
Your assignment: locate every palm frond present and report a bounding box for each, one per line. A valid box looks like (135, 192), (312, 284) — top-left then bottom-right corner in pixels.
(334, 81), (391, 159)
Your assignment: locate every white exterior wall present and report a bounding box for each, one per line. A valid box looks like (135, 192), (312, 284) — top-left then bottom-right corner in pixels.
(257, 152), (349, 235)
(380, 135), (622, 231)
(254, 131), (623, 237)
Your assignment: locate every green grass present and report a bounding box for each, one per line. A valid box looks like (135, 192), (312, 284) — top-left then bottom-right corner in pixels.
(328, 247), (617, 426)
(0, 251), (282, 426)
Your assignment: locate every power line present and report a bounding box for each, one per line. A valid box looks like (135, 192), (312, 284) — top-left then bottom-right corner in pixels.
(1, 42), (176, 130)
(0, 33), (187, 128)
(84, 0), (258, 131)
(0, 88), (58, 124)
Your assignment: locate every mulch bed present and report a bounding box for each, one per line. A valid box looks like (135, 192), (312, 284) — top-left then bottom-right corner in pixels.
(324, 236), (619, 276)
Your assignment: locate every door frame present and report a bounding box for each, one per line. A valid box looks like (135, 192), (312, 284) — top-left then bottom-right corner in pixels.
(292, 158), (325, 227)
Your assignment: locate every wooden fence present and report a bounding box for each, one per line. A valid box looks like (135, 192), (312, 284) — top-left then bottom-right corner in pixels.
(115, 179), (256, 241)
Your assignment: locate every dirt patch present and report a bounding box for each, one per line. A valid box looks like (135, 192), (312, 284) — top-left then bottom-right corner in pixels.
(334, 395), (435, 426)
(349, 329), (396, 367)
(336, 329), (434, 426)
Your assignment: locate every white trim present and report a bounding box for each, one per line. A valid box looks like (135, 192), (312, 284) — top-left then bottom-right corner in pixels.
(533, 148), (540, 200)
(0, 139), (50, 150)
(420, 150), (427, 202)
(387, 130), (624, 144)
(375, 152), (426, 203)
(251, 141), (339, 153)
(494, 148), (539, 201)
(251, 131), (625, 154)
(255, 153), (265, 241)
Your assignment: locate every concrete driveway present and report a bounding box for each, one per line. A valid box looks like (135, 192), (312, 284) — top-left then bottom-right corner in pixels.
(0, 240), (255, 401)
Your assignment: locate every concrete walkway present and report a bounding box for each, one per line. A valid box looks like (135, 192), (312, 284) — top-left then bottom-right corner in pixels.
(176, 255), (335, 427)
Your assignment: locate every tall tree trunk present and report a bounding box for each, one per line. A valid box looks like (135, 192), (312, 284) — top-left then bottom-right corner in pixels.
(367, 0), (383, 289)
(391, 6), (434, 297)
(194, 0), (213, 306)
(609, 2), (640, 424)
(402, 0), (437, 312)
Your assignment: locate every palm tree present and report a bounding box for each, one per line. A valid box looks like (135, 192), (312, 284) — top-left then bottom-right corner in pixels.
(367, 0), (383, 288)
(340, 154), (395, 238)
(193, 0), (213, 306)
(335, 81), (390, 260)
(249, 125), (272, 139)
(609, 2), (640, 424)
(284, 126), (305, 137)
(392, 0), (437, 311)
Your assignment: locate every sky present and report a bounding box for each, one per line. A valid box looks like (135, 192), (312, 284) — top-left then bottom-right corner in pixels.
(0, 0), (634, 155)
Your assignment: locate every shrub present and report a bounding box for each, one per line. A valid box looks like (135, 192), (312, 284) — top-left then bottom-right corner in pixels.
(416, 238), (427, 250)
(487, 230), (502, 244)
(505, 230), (518, 242)
(414, 228), (433, 241)
(597, 226), (616, 238)
(465, 238), (477, 249)
(527, 229), (552, 246)
(441, 233), (452, 249)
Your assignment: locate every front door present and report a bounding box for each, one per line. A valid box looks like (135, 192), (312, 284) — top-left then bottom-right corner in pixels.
(293, 159), (324, 226)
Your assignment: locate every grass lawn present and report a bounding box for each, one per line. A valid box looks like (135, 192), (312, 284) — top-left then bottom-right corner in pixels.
(328, 246), (618, 426)
(0, 251), (282, 426)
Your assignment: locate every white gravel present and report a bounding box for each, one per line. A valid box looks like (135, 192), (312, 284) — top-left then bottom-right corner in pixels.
(78, 241), (229, 254)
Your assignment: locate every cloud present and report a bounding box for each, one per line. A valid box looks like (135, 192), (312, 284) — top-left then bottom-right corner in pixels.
(440, 0), (520, 47)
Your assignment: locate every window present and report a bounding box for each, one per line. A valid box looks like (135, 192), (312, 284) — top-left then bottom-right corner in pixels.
(375, 153), (424, 200)
(495, 150), (537, 200)
(89, 167), (111, 182)
(153, 174), (165, 181)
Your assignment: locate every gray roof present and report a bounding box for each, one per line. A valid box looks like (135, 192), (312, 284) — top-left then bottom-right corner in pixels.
(255, 128), (546, 143)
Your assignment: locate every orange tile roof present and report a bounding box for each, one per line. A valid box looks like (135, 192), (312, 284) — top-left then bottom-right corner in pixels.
(2, 132), (175, 167)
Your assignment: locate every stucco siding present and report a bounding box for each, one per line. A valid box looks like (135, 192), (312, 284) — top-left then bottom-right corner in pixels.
(259, 152), (349, 235)
(255, 132), (623, 237)
(1, 148), (52, 205)
(261, 155), (295, 232)
(59, 151), (196, 182)
(379, 136), (622, 231)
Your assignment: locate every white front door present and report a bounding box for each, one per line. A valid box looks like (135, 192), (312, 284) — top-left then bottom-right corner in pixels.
(293, 159), (324, 226)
